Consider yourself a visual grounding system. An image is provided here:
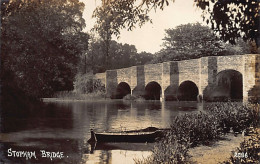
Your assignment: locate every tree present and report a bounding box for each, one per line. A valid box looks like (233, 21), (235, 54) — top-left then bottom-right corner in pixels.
(1, 0), (89, 98)
(131, 51), (154, 65)
(194, 0), (259, 47)
(100, 0), (259, 49)
(86, 38), (154, 73)
(92, 0), (150, 69)
(150, 23), (251, 63)
(157, 23), (225, 61)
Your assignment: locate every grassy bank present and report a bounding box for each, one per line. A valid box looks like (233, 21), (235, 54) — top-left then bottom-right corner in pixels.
(52, 91), (106, 100)
(135, 102), (259, 164)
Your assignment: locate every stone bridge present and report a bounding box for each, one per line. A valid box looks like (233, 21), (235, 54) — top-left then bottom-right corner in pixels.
(95, 54), (260, 102)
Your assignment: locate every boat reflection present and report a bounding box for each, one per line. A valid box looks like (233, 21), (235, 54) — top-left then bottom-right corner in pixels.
(89, 142), (154, 154)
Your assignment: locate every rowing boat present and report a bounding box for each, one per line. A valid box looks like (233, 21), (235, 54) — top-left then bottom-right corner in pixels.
(88, 127), (164, 143)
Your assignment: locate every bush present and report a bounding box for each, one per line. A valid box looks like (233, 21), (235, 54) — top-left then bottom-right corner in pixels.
(135, 133), (190, 164)
(74, 73), (105, 94)
(152, 138), (190, 163)
(206, 103), (259, 134)
(172, 112), (221, 147)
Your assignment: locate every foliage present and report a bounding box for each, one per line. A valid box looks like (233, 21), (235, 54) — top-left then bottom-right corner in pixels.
(86, 39), (153, 73)
(149, 23), (251, 63)
(109, 40), (138, 69)
(82, 38), (107, 73)
(194, 0), (259, 46)
(136, 102), (259, 163)
(221, 38), (252, 55)
(161, 23), (225, 60)
(1, 0), (89, 98)
(92, 0), (150, 69)
(151, 135), (190, 163)
(206, 103), (259, 134)
(135, 133), (190, 164)
(0, 70), (42, 116)
(100, 0), (259, 48)
(74, 73), (105, 94)
(94, 0), (150, 37)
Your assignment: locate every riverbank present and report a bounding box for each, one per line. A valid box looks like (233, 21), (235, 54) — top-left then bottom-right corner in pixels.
(190, 133), (245, 163)
(190, 127), (260, 163)
(42, 97), (107, 102)
(135, 102), (259, 163)
(48, 91), (106, 101)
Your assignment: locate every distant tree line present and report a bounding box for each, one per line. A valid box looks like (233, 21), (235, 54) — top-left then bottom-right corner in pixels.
(78, 38), (154, 74)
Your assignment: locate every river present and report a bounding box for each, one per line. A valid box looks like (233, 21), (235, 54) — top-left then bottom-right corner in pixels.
(0, 100), (205, 163)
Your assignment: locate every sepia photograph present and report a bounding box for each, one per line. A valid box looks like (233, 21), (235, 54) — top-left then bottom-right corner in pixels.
(0, 0), (259, 163)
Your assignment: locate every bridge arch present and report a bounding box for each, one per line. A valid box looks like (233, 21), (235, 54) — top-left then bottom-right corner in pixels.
(177, 81), (199, 101)
(145, 81), (162, 100)
(115, 82), (131, 99)
(215, 69), (243, 100)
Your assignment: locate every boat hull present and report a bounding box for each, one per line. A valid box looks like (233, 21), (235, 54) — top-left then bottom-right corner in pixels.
(87, 127), (165, 143)
(94, 131), (162, 143)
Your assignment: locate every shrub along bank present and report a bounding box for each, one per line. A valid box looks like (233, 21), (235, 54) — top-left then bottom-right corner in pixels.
(135, 102), (259, 164)
(52, 73), (106, 100)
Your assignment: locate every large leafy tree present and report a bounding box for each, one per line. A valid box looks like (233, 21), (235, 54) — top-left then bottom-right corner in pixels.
(159, 23), (225, 61)
(100, 0), (259, 48)
(1, 0), (89, 98)
(150, 23), (251, 63)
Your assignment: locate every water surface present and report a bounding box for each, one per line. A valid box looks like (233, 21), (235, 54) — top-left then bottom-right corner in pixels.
(0, 100), (204, 163)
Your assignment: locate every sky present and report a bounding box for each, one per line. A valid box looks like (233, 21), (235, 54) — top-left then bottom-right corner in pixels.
(81, 0), (205, 53)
